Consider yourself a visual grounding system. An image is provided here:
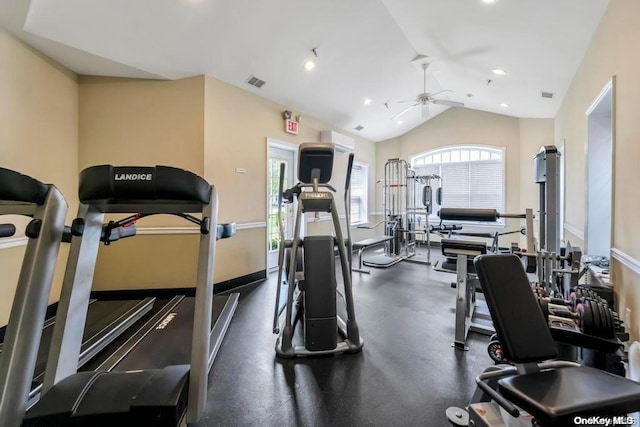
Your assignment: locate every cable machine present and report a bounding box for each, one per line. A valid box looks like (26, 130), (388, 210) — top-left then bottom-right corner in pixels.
(363, 159), (442, 268)
(406, 171), (442, 266)
(362, 159), (410, 268)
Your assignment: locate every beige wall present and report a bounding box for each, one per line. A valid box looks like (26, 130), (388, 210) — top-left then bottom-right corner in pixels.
(0, 30), (78, 325)
(79, 75), (207, 289)
(554, 0), (640, 338)
(203, 76), (377, 279)
(81, 75), (376, 289)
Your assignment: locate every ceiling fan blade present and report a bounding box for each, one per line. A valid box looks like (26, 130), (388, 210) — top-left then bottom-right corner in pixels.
(421, 103), (429, 118)
(391, 104), (418, 120)
(432, 99), (464, 108)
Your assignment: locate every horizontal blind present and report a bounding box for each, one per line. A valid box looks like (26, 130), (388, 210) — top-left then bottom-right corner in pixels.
(411, 147), (504, 221)
(441, 163), (469, 209)
(351, 164), (363, 223)
(470, 161), (503, 211)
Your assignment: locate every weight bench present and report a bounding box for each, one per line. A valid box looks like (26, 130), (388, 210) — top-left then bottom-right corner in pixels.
(352, 236), (394, 274)
(466, 254), (640, 426)
(439, 239), (494, 350)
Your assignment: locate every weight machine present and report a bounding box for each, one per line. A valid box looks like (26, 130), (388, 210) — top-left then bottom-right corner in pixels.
(362, 158), (442, 268)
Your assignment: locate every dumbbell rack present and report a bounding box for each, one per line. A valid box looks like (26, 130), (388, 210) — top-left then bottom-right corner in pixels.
(487, 285), (629, 374)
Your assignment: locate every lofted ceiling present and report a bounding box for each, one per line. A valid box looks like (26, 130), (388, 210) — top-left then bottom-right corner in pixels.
(0, 0), (609, 142)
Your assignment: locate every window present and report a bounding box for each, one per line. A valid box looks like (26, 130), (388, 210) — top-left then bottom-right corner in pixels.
(350, 162), (368, 225)
(411, 146), (505, 223)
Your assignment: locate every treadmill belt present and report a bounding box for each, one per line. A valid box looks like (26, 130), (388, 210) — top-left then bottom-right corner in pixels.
(31, 299), (154, 379)
(112, 296), (229, 371)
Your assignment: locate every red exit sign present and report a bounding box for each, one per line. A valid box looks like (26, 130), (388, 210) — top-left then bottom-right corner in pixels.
(285, 119), (299, 135)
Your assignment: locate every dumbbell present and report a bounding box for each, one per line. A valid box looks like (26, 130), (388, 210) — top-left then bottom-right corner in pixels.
(486, 333), (508, 364)
(572, 286), (607, 306)
(579, 299), (616, 339)
(538, 297), (616, 339)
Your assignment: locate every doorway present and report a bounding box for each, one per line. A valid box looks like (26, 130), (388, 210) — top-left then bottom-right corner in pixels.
(266, 140), (296, 272)
(585, 78), (614, 257)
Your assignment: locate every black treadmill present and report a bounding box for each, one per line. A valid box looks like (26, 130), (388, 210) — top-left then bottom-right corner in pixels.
(3, 298), (156, 404)
(25, 165), (239, 427)
(92, 294), (237, 373)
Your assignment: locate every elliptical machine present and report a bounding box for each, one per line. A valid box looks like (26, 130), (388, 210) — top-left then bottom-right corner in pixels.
(272, 143), (363, 358)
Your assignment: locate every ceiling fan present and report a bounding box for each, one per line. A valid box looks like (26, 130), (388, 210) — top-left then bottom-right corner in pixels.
(392, 62), (464, 120)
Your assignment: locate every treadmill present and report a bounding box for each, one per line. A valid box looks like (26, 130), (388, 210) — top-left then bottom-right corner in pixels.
(0, 219), (157, 406)
(0, 167), (68, 427)
(25, 165), (239, 427)
(3, 297), (156, 406)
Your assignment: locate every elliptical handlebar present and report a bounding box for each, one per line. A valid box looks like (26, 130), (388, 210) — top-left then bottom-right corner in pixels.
(273, 162), (287, 334)
(345, 153), (355, 271)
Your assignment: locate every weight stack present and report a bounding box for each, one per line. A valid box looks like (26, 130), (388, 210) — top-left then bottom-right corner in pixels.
(303, 235), (337, 351)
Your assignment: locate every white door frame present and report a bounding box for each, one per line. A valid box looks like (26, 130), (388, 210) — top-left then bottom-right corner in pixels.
(584, 76), (615, 256)
(266, 138), (298, 272)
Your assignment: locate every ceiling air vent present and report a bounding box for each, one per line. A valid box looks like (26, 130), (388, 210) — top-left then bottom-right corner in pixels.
(541, 91), (554, 99)
(354, 125), (364, 131)
(246, 75), (266, 89)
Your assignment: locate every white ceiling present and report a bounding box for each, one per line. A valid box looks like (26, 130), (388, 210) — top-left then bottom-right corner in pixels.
(0, 0), (609, 142)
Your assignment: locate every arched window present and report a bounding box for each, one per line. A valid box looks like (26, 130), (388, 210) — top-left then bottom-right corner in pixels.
(411, 146), (505, 223)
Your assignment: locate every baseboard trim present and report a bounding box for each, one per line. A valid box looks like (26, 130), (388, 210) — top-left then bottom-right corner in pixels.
(611, 248), (640, 277)
(89, 269), (267, 300)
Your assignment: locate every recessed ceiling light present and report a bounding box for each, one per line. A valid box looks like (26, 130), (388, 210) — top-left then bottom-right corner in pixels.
(363, 98), (372, 105)
(492, 68), (506, 75)
(397, 120), (403, 125)
(304, 60), (315, 71)
(500, 103), (509, 108)
(482, 0), (496, 3)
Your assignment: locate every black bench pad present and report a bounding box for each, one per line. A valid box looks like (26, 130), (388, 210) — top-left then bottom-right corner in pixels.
(79, 165), (210, 205)
(441, 238), (487, 256)
(353, 236), (393, 250)
(499, 366), (640, 425)
(0, 167), (49, 205)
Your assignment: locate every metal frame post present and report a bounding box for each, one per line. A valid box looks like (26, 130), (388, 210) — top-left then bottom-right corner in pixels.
(453, 254), (470, 351)
(43, 204), (104, 392)
(187, 186), (217, 423)
(0, 187), (67, 427)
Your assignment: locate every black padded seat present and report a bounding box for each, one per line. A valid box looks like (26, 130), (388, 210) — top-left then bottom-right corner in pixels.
(79, 165), (210, 206)
(441, 238), (487, 256)
(352, 236), (393, 250)
(0, 167), (49, 205)
(498, 366), (640, 426)
(475, 254), (640, 425)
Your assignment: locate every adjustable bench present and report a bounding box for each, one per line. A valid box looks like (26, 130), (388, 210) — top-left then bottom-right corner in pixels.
(352, 236), (394, 274)
(440, 239), (494, 350)
(464, 254), (640, 426)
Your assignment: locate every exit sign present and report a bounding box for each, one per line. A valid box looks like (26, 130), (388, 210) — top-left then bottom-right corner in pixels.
(285, 119), (299, 135)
